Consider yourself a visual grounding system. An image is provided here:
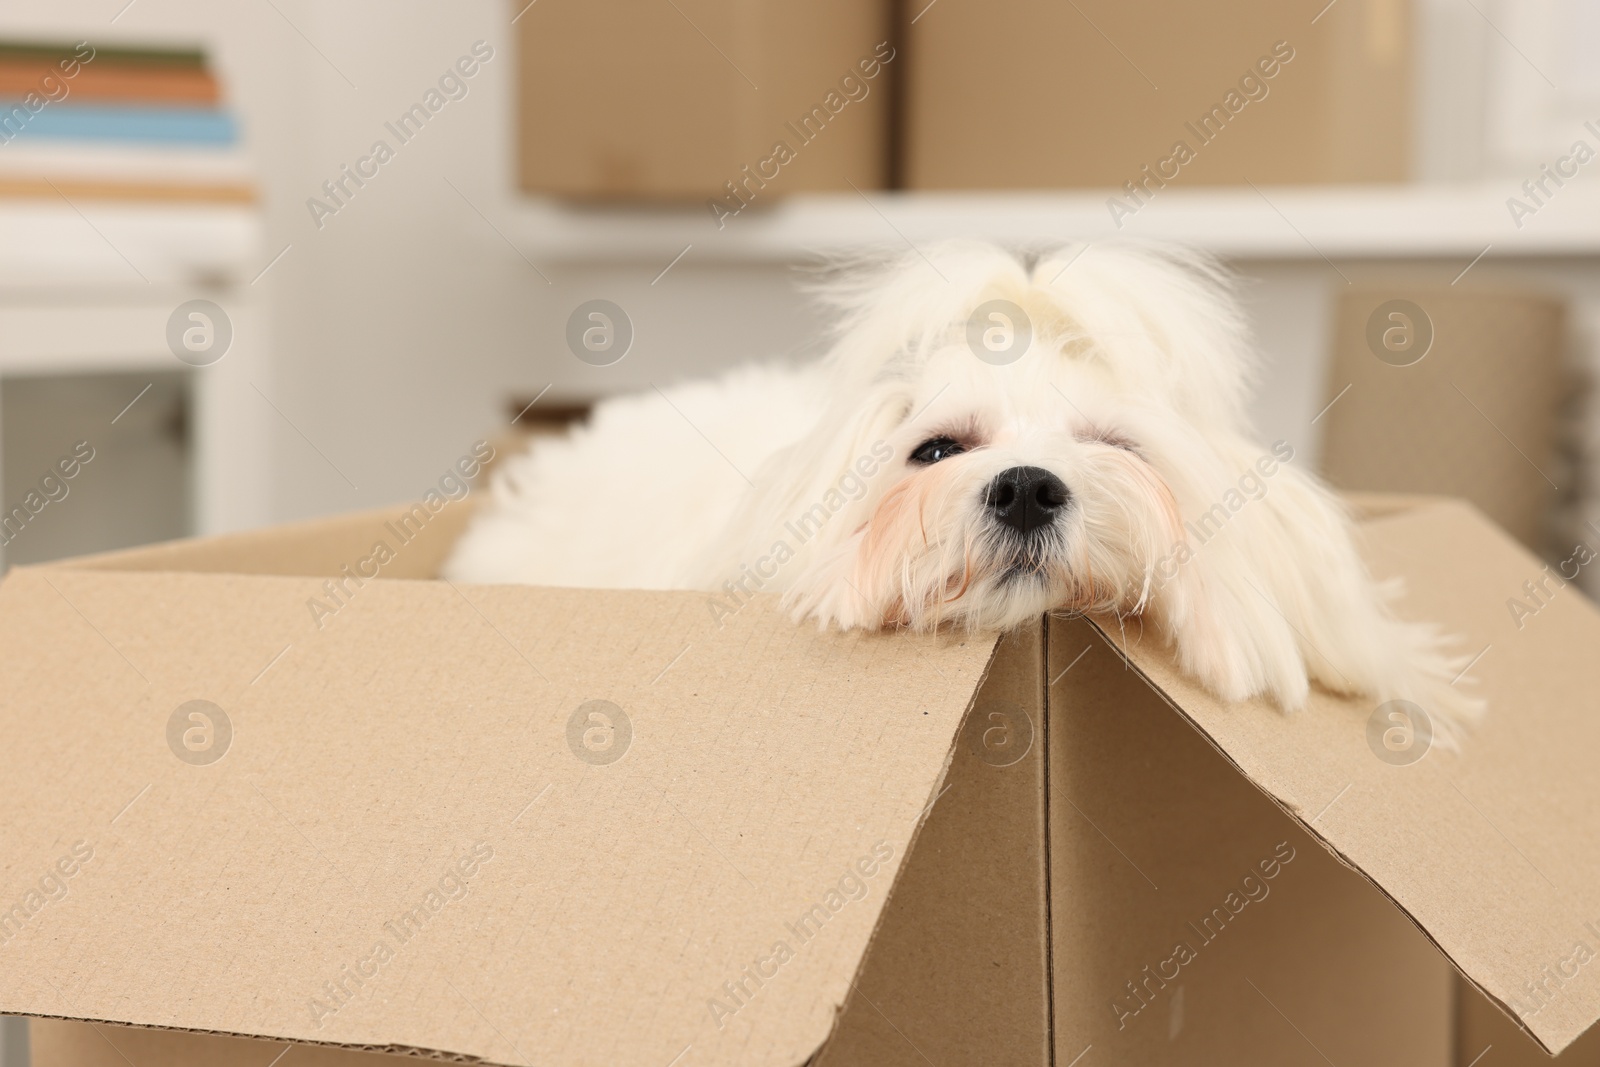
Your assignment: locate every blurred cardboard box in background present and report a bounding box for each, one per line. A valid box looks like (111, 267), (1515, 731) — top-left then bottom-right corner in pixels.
(904, 0), (1410, 190)
(1318, 286), (1567, 552)
(515, 0), (893, 202)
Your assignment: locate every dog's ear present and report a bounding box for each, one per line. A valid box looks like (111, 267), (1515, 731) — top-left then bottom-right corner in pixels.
(1146, 470), (1313, 709)
(1152, 435), (1378, 709)
(702, 375), (911, 591)
(1150, 437), (1479, 741)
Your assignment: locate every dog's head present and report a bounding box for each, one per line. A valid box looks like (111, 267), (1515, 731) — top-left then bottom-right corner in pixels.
(791, 339), (1192, 631)
(712, 239), (1484, 730)
(729, 241), (1259, 637)
(708, 239), (1484, 736)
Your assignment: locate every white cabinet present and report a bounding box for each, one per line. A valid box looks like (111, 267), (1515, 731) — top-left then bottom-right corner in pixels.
(0, 201), (266, 567)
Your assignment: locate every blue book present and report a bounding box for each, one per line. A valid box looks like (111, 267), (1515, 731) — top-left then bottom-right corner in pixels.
(0, 102), (236, 146)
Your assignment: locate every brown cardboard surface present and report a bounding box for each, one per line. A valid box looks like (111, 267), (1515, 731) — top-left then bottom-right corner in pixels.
(1320, 287), (1566, 549)
(515, 0), (891, 199)
(1048, 615), (1452, 1065)
(1083, 498), (1600, 1055)
(905, 0), (1410, 189)
(1457, 974), (1600, 1065)
(814, 623), (1051, 1067)
(31, 1018), (410, 1065)
(0, 548), (998, 1065)
(1343, 490), (1455, 521)
(60, 502), (473, 581)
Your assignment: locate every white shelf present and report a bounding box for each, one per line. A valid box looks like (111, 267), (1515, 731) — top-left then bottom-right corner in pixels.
(0, 200), (272, 539)
(511, 183), (1600, 265)
(0, 201), (262, 289)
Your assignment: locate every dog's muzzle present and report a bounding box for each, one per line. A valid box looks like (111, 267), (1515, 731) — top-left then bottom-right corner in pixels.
(985, 466), (1070, 536)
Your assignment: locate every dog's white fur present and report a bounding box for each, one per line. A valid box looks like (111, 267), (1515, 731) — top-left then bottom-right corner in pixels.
(446, 241), (1480, 740)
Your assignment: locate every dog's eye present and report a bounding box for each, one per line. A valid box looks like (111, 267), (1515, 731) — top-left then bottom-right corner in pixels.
(910, 437), (966, 464)
(1081, 427), (1141, 454)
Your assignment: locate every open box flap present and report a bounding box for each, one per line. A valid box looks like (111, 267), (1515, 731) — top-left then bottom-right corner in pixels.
(7, 495), (1597, 1058)
(0, 560), (998, 1066)
(1085, 497), (1600, 1055)
(54, 501), (473, 581)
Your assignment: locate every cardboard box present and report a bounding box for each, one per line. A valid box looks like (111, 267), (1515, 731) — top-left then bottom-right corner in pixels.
(1319, 285), (1566, 552)
(904, 0), (1410, 190)
(515, 0), (893, 204)
(1458, 973), (1600, 1066)
(5, 493), (1600, 1065)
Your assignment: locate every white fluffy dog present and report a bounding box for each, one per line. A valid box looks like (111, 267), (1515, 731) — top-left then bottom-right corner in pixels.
(446, 241), (1478, 738)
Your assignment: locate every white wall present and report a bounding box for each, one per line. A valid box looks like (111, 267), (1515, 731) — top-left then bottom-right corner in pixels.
(5, 0), (1596, 529)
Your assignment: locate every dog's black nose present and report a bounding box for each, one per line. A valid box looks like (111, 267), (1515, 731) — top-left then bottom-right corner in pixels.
(986, 466), (1070, 534)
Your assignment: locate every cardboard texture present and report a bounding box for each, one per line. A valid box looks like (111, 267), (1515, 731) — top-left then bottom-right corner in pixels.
(904, 0), (1410, 190)
(1457, 975), (1600, 1066)
(7, 495), (1600, 1064)
(514, 0), (892, 200)
(29, 1019), (413, 1066)
(813, 624), (1054, 1067)
(1320, 286), (1566, 550)
(1046, 613), (1453, 1065)
(0, 514), (996, 1066)
(1082, 498), (1600, 1056)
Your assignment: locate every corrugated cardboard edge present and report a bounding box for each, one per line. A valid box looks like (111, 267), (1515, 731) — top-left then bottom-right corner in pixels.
(44, 501), (474, 580)
(1064, 605), (1575, 1058)
(799, 630), (1015, 1065)
(14, 1011), (488, 1064)
(1341, 490), (1453, 520)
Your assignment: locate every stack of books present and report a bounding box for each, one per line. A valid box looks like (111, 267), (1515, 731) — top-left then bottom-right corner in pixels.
(0, 39), (252, 204)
